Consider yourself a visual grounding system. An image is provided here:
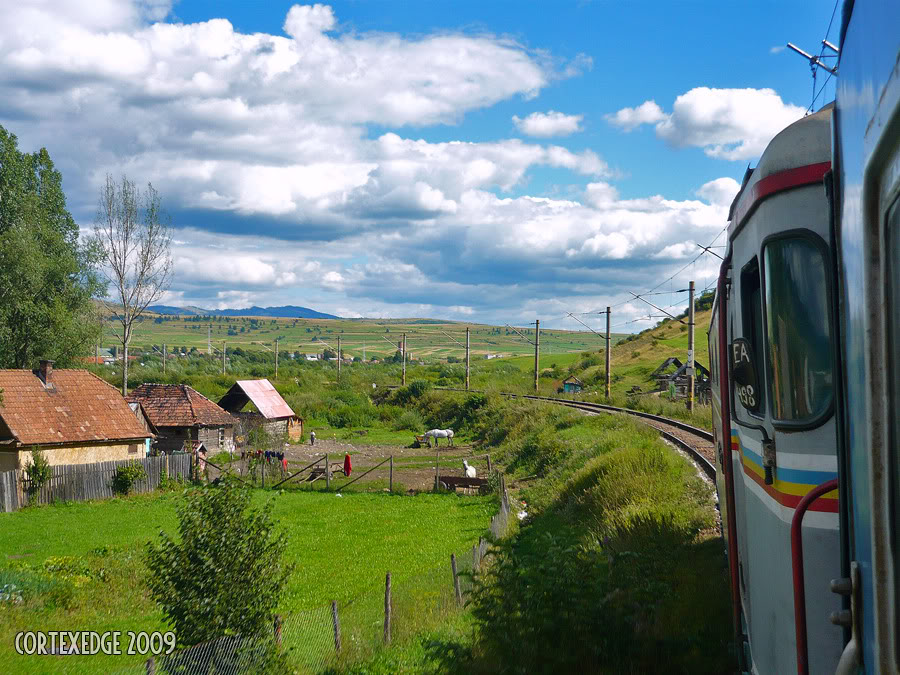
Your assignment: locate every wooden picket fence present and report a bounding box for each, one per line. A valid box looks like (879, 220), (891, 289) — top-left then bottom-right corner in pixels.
(0, 454), (192, 512)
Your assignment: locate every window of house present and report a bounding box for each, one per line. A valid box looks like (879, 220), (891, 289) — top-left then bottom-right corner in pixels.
(763, 235), (833, 423)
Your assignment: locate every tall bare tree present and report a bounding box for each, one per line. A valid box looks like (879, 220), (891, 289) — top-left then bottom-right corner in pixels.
(93, 175), (172, 395)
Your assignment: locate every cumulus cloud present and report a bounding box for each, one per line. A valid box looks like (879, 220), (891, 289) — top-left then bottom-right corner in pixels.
(512, 111), (583, 137)
(607, 87), (805, 160)
(604, 101), (666, 132)
(0, 1), (732, 327)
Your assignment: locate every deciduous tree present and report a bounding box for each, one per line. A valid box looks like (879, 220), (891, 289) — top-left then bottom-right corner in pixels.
(0, 125), (103, 368)
(92, 175), (172, 395)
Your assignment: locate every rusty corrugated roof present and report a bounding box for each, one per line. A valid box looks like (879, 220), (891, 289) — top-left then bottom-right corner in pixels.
(126, 384), (234, 428)
(217, 379), (295, 420)
(0, 369), (152, 446)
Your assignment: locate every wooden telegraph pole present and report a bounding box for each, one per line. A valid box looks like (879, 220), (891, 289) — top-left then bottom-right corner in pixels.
(687, 281), (695, 411)
(465, 327), (470, 391)
(274, 337), (279, 379)
(163, 343), (167, 374)
(222, 341), (226, 375)
(533, 319), (540, 392)
(337, 336), (342, 381)
(605, 307), (612, 399)
(401, 333), (407, 386)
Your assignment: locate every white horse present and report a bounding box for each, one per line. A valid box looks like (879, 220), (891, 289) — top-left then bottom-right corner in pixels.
(424, 428), (454, 447)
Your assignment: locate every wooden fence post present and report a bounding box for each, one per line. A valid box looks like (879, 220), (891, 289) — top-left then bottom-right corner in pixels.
(434, 448), (440, 491)
(451, 553), (462, 605)
(389, 455), (393, 492)
(273, 614), (283, 650)
(325, 453), (330, 490)
(486, 454), (492, 474)
(472, 543), (478, 572)
(383, 572), (392, 645)
(332, 600), (341, 653)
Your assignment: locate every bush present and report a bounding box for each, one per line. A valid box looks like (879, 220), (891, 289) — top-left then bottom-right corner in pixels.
(392, 409), (425, 431)
(144, 479), (293, 647)
(25, 448), (52, 504)
(111, 462), (147, 495)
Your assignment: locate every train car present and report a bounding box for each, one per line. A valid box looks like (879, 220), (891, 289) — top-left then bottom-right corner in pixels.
(710, 104), (842, 673)
(831, 0), (900, 671)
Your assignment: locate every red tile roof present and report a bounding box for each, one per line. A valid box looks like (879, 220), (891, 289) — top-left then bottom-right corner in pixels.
(126, 384), (235, 429)
(0, 369), (152, 446)
(218, 379), (296, 420)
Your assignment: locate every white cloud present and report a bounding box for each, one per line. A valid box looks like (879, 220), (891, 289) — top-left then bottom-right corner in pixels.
(696, 177), (740, 207)
(607, 88), (805, 160)
(512, 111), (583, 137)
(604, 101), (666, 131)
(769, 45), (786, 54)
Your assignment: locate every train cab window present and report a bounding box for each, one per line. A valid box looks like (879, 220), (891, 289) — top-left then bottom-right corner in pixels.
(763, 236), (833, 423)
(736, 259), (765, 418)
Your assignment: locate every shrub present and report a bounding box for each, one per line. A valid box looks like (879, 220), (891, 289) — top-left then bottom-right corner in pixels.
(25, 448), (52, 504)
(392, 409), (425, 431)
(111, 462), (147, 495)
(144, 479), (293, 648)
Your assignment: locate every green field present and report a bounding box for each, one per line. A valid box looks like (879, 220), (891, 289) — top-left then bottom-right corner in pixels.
(0, 490), (494, 673)
(99, 311), (623, 363)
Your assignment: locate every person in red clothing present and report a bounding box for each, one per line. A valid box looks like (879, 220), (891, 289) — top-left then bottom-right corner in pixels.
(343, 453), (352, 477)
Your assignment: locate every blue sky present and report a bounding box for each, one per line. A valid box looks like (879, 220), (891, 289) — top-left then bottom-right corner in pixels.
(0, 0), (840, 329)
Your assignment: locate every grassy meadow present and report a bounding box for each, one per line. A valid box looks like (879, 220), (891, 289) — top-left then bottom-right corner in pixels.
(0, 489), (494, 673)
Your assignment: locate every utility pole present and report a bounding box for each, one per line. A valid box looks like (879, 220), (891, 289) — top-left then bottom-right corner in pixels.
(163, 343), (166, 374)
(275, 337), (279, 379)
(208, 325), (211, 355)
(605, 307), (611, 400)
(687, 280), (695, 411)
(337, 336), (342, 381)
(465, 327), (470, 391)
(533, 319), (540, 392)
(222, 341), (226, 375)
(401, 333), (407, 386)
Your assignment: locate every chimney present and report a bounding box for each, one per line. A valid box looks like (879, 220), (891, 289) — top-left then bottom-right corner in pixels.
(38, 360), (54, 385)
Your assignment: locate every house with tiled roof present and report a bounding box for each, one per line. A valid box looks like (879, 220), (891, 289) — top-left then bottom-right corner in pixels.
(126, 384), (235, 455)
(0, 361), (154, 472)
(218, 379), (302, 442)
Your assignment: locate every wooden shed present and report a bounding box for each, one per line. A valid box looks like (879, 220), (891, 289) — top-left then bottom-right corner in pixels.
(126, 384), (235, 455)
(562, 376), (584, 393)
(217, 379), (303, 443)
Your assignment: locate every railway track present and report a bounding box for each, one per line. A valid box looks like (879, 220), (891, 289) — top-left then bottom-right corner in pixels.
(513, 395), (717, 480)
(419, 387), (717, 480)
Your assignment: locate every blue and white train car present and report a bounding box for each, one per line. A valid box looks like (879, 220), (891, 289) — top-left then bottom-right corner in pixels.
(832, 0), (900, 671)
(710, 105), (842, 674)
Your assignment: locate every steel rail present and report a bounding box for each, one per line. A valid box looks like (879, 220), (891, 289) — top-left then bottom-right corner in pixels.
(406, 386), (717, 478)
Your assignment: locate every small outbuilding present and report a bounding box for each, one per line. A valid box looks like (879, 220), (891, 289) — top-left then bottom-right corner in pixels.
(0, 361), (153, 471)
(562, 376), (584, 394)
(217, 379), (303, 443)
(126, 384), (235, 455)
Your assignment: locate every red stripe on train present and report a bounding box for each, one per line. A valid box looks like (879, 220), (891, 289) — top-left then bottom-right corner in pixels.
(732, 161), (831, 229)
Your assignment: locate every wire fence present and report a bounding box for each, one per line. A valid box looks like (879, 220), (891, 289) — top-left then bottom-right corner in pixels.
(100, 478), (510, 675)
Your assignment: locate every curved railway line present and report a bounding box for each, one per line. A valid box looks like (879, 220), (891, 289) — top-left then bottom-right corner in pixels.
(425, 387), (717, 480)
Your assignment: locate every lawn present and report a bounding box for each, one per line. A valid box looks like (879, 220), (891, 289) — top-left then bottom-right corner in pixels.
(0, 489), (495, 673)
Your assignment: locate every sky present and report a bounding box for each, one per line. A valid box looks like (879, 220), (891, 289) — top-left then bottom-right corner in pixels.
(0, 0), (841, 331)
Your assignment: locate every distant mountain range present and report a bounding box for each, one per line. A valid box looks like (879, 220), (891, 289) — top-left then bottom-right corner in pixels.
(147, 305), (339, 319)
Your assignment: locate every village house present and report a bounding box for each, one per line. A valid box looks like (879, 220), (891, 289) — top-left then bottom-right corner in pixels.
(218, 379), (303, 443)
(562, 375), (584, 393)
(0, 361), (153, 472)
(126, 384), (236, 455)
